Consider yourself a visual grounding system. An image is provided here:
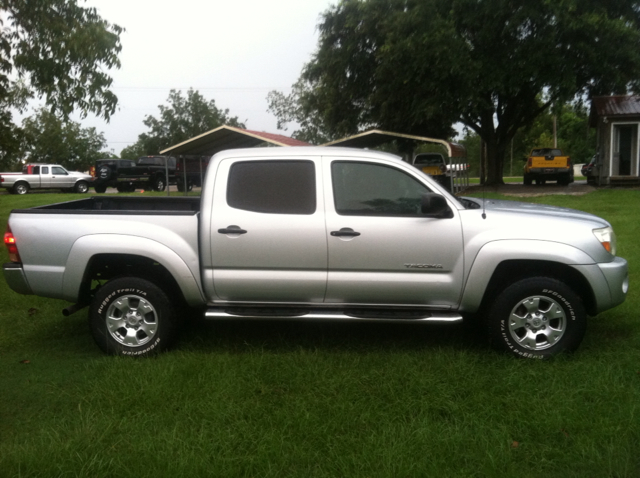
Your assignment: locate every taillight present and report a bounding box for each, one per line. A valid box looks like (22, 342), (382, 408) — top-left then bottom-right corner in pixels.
(4, 225), (21, 263)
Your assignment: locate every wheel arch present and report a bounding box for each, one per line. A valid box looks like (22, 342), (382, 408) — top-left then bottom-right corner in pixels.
(477, 260), (597, 316)
(80, 253), (187, 306)
(62, 235), (204, 307)
(460, 240), (599, 316)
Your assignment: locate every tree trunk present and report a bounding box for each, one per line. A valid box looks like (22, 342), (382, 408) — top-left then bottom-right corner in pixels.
(485, 140), (506, 185)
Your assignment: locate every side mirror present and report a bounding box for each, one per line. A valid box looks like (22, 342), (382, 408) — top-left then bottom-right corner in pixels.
(421, 193), (453, 219)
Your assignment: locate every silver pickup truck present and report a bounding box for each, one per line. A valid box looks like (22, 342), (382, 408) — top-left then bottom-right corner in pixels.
(2, 147), (629, 359)
(1, 163), (92, 194)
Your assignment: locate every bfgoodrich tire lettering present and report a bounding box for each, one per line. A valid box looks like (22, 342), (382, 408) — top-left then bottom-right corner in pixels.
(487, 277), (586, 359)
(89, 277), (178, 356)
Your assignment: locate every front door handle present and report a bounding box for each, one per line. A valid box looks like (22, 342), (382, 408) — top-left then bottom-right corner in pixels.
(218, 225), (247, 235)
(330, 227), (361, 237)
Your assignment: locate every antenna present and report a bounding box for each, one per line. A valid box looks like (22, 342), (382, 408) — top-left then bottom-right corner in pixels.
(481, 182), (486, 219)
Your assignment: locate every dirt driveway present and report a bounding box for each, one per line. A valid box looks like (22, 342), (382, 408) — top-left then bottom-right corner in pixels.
(460, 181), (597, 197)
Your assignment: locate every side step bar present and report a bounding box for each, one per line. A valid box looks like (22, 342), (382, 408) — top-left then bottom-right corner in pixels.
(205, 308), (463, 323)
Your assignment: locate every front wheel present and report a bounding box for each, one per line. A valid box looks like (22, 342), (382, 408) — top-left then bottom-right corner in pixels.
(89, 277), (178, 356)
(74, 181), (89, 193)
(487, 277), (586, 359)
(152, 176), (166, 192)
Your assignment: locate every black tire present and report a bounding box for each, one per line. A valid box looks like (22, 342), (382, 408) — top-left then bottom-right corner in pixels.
(89, 277), (178, 356)
(523, 174), (532, 186)
(74, 181), (89, 193)
(487, 277), (586, 359)
(94, 184), (107, 193)
(558, 174), (571, 186)
(152, 176), (166, 192)
(13, 182), (29, 195)
(176, 180), (193, 192)
(97, 165), (112, 181)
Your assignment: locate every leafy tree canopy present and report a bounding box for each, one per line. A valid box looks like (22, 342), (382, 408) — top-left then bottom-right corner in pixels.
(122, 88), (246, 157)
(21, 108), (109, 171)
(0, 0), (123, 120)
(271, 0), (640, 184)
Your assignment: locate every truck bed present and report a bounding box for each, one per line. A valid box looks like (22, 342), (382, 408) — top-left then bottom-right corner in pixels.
(12, 196), (201, 215)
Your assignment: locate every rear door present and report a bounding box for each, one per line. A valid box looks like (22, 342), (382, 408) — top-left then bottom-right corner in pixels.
(38, 166), (50, 187)
(324, 157), (464, 307)
(210, 156), (327, 303)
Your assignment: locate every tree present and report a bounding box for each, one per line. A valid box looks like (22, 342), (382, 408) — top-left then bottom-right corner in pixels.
(123, 88), (246, 156)
(272, 0), (640, 184)
(0, 0), (122, 170)
(21, 108), (109, 171)
(0, 0), (123, 120)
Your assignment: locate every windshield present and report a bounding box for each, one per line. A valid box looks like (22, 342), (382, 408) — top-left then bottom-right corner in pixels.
(414, 154), (443, 166)
(531, 148), (561, 157)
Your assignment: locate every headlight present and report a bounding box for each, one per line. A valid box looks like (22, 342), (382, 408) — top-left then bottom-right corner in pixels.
(593, 226), (617, 256)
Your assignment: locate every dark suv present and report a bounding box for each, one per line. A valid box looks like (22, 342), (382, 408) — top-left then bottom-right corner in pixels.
(92, 159), (137, 193)
(91, 156), (177, 193)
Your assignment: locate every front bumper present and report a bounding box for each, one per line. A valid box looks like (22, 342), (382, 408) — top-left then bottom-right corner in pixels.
(2, 263), (33, 295)
(598, 257), (629, 311)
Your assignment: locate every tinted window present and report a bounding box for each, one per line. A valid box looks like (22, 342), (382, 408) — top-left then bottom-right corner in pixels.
(332, 161), (430, 216)
(41, 166), (49, 174)
(52, 167), (66, 175)
(227, 160), (316, 214)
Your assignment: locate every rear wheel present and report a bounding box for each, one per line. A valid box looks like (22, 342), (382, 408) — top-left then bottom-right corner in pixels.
(94, 184), (107, 193)
(13, 182), (29, 195)
(523, 174), (532, 185)
(89, 277), (178, 356)
(487, 277), (586, 359)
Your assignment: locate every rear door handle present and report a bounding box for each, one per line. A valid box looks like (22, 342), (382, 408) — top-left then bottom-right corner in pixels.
(330, 227), (361, 237)
(218, 225), (247, 235)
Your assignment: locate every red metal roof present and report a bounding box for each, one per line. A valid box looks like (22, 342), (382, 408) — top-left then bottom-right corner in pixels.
(590, 96), (640, 126)
(243, 129), (310, 147)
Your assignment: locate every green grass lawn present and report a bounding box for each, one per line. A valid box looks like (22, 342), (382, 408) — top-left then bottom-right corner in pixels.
(1, 189), (639, 477)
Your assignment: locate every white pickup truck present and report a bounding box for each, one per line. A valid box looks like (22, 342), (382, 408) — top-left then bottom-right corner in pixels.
(1, 163), (92, 194)
(2, 147), (629, 359)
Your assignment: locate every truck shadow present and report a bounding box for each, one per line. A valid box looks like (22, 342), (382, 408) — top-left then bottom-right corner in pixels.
(180, 316), (488, 355)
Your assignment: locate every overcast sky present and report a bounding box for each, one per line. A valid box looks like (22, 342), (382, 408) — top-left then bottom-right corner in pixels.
(74, 0), (335, 155)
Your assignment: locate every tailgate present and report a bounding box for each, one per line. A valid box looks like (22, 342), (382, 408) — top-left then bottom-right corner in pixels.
(420, 166), (443, 175)
(530, 156), (568, 168)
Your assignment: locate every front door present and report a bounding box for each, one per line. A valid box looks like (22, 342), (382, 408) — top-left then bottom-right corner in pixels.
(324, 159), (464, 307)
(210, 157), (328, 303)
(50, 166), (74, 188)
